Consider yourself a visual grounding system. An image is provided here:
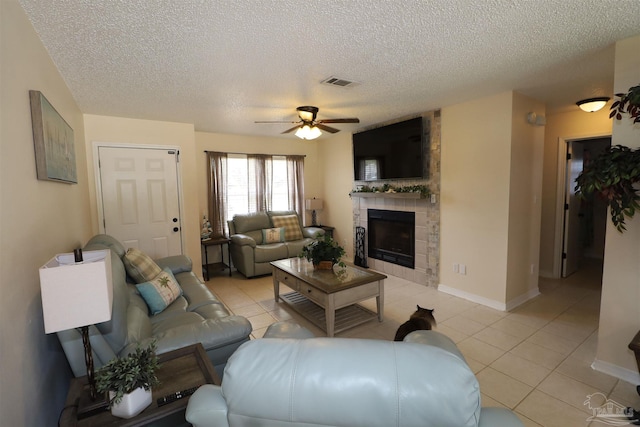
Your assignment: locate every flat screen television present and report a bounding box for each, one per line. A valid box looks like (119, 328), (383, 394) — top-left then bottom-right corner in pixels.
(353, 116), (425, 181)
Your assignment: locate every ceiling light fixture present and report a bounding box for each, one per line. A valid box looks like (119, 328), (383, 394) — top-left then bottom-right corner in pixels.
(576, 97), (610, 113)
(295, 125), (322, 140)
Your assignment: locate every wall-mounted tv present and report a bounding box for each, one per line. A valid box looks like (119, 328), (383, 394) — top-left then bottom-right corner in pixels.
(353, 116), (426, 181)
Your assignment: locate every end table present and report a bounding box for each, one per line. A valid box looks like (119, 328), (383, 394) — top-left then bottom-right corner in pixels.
(201, 237), (231, 280)
(59, 344), (220, 427)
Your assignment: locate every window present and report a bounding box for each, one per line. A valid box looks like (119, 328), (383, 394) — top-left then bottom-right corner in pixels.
(207, 152), (304, 236)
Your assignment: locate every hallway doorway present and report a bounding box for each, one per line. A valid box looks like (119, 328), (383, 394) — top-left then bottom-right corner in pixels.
(560, 137), (611, 278)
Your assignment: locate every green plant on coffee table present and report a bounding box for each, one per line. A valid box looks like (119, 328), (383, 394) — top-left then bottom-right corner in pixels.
(96, 341), (160, 405)
(300, 233), (346, 268)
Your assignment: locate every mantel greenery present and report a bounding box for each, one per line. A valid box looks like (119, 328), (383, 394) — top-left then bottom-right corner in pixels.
(351, 183), (430, 198)
(96, 341), (160, 405)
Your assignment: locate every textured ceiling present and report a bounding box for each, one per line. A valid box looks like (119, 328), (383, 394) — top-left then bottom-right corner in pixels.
(18, 0), (640, 138)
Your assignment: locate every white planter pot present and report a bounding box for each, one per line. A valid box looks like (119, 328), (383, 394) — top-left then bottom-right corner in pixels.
(109, 387), (152, 419)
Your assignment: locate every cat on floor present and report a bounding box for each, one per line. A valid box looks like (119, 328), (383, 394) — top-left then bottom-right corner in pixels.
(393, 305), (436, 341)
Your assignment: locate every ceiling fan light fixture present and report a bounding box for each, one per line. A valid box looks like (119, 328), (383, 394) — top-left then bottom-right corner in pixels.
(295, 125), (322, 140)
(576, 97), (610, 113)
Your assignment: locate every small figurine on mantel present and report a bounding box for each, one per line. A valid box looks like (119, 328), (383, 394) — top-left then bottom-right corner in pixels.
(201, 215), (213, 241)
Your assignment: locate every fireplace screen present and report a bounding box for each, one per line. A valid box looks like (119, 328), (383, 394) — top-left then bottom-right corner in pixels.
(367, 209), (415, 269)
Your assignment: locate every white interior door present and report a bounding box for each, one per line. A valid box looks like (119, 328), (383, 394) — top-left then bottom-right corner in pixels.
(98, 146), (183, 259)
(562, 141), (584, 277)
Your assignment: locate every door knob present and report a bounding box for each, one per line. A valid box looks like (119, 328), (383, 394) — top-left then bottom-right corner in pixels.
(173, 227), (179, 232)
(173, 218), (178, 222)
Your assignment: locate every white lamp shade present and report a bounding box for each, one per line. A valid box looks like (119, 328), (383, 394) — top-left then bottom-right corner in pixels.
(295, 125), (322, 140)
(305, 198), (323, 210)
(39, 249), (113, 334)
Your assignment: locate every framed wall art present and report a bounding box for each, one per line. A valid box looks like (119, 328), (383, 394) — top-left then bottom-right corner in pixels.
(29, 90), (77, 183)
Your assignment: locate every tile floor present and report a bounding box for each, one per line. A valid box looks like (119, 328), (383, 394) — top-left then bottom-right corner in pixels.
(205, 260), (640, 427)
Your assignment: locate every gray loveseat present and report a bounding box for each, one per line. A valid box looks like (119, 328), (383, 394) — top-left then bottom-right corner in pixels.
(186, 329), (524, 427)
(228, 210), (324, 278)
(56, 234), (252, 377)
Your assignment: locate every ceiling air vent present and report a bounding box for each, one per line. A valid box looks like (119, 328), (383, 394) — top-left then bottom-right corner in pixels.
(321, 76), (360, 88)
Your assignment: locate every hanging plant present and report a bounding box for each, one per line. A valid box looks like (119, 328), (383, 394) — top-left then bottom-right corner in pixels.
(575, 145), (640, 232)
(610, 84), (640, 123)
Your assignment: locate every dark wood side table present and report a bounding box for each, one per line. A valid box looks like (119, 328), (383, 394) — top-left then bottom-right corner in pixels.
(318, 225), (335, 238)
(201, 237), (231, 280)
(59, 344), (221, 427)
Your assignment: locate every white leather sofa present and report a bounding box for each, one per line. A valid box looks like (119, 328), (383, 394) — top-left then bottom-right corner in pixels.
(186, 328), (524, 427)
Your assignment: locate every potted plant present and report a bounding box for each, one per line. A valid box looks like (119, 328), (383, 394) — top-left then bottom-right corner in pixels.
(576, 145), (640, 232)
(575, 84), (640, 233)
(610, 84), (640, 123)
(96, 341), (160, 419)
(300, 233), (346, 269)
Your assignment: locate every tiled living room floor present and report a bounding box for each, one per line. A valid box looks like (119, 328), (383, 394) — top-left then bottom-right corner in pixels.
(205, 260), (640, 427)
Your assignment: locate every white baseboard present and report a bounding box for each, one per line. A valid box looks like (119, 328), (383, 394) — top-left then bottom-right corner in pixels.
(437, 284), (540, 312)
(592, 359), (640, 385)
(538, 269), (555, 279)
(506, 288), (540, 311)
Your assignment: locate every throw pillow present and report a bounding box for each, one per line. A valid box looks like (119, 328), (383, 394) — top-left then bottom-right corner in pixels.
(262, 227), (285, 244)
(271, 215), (304, 241)
(135, 268), (183, 315)
(123, 248), (163, 283)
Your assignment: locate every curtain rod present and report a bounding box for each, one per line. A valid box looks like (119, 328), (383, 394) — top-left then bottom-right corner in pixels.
(204, 150), (306, 158)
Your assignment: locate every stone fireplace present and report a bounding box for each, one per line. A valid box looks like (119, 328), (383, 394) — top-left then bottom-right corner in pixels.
(367, 209), (415, 269)
(350, 110), (440, 287)
(352, 194), (439, 287)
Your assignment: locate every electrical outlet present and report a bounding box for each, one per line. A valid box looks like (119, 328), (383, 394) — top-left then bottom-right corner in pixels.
(460, 264), (467, 275)
(430, 194), (437, 204)
(453, 263), (459, 273)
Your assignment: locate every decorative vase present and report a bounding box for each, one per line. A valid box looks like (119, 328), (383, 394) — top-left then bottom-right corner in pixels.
(109, 387), (152, 419)
(315, 261), (334, 270)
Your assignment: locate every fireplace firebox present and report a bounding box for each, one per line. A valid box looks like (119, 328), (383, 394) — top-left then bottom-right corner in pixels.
(367, 209), (415, 269)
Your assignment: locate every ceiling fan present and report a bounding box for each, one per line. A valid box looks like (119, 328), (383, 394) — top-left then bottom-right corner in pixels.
(255, 106), (360, 140)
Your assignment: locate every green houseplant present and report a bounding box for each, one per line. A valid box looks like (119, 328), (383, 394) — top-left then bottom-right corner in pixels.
(610, 84), (640, 123)
(96, 341), (160, 418)
(575, 145), (640, 232)
(575, 84), (640, 232)
(300, 233), (346, 269)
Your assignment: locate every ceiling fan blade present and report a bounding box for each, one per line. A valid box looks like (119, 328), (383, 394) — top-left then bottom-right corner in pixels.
(255, 120), (299, 124)
(316, 123), (340, 133)
(317, 118), (360, 124)
(281, 125), (301, 134)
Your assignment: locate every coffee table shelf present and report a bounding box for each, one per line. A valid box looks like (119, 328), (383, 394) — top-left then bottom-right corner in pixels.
(280, 291), (378, 334)
(272, 258), (386, 337)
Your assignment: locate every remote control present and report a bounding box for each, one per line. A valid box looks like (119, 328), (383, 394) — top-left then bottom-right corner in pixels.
(157, 386), (199, 407)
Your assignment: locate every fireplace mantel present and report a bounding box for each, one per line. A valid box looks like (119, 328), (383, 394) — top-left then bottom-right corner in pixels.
(350, 192), (423, 199)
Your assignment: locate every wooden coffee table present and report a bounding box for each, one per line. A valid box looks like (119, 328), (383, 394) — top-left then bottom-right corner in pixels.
(59, 343), (220, 427)
(272, 258), (386, 337)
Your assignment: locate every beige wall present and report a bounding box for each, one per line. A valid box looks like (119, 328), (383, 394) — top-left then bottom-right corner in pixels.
(506, 93), (545, 301)
(440, 92), (513, 305)
(594, 34), (640, 381)
(317, 132), (356, 256)
(1, 1), (92, 424)
(538, 108), (611, 277)
(82, 115), (202, 271)
(440, 91), (544, 308)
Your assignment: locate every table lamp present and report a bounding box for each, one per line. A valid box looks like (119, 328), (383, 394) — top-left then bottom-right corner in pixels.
(39, 249), (113, 401)
(305, 198), (323, 226)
